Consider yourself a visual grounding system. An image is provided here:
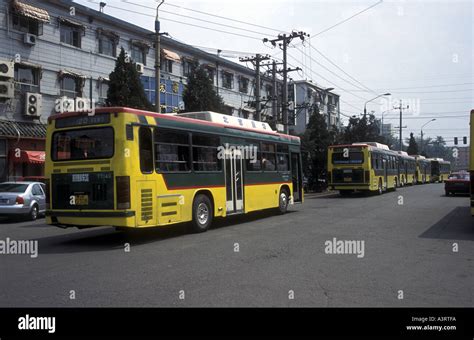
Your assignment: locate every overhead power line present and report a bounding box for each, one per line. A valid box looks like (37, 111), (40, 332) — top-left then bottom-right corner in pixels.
(310, 0), (383, 39)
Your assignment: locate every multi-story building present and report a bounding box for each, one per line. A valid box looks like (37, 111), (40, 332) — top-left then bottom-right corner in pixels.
(452, 146), (469, 171)
(0, 0), (276, 181)
(288, 80), (340, 135)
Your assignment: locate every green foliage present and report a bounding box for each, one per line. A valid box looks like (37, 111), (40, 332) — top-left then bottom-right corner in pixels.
(340, 114), (386, 145)
(406, 132), (419, 155)
(182, 63), (225, 112)
(107, 47), (153, 110)
(301, 109), (341, 191)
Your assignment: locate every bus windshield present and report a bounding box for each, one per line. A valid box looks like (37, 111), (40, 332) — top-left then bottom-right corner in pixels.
(332, 151), (364, 164)
(52, 127), (114, 161)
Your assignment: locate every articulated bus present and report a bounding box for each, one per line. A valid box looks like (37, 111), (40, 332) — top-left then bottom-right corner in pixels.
(328, 142), (400, 195)
(430, 158), (451, 183)
(414, 155), (432, 184)
(45, 107), (303, 232)
(397, 151), (417, 186)
(470, 109), (474, 216)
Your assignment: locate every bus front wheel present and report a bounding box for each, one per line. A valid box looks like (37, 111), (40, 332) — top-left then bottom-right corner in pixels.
(377, 180), (383, 195)
(191, 194), (213, 233)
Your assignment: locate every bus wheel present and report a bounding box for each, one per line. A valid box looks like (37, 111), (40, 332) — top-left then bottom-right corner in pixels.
(394, 178), (398, 190)
(377, 180), (383, 195)
(277, 188), (289, 214)
(191, 194), (213, 233)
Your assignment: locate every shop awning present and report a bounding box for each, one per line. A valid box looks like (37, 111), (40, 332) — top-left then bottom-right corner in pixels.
(161, 49), (181, 63)
(12, 1), (50, 23)
(58, 69), (86, 79)
(58, 17), (86, 31)
(11, 150), (45, 164)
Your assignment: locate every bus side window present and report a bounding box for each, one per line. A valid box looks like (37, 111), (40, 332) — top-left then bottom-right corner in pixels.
(139, 127), (154, 174)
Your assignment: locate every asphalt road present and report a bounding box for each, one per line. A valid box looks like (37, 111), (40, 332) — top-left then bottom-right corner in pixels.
(1, 183), (473, 307)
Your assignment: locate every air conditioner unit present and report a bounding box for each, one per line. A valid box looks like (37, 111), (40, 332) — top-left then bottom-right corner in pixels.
(24, 33), (37, 46)
(25, 92), (42, 117)
(136, 63), (144, 74)
(0, 80), (14, 98)
(0, 60), (14, 78)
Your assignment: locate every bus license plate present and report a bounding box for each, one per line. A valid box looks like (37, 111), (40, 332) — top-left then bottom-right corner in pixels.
(344, 177), (352, 182)
(75, 195), (89, 205)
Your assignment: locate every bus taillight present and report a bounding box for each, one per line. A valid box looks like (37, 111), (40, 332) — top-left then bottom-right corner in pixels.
(116, 176), (130, 209)
(44, 178), (50, 209)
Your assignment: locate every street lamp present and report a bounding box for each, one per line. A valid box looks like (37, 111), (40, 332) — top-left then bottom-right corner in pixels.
(420, 118), (436, 154)
(364, 93), (391, 116)
(379, 108), (394, 137)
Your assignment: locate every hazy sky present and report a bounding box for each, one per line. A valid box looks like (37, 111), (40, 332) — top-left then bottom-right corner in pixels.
(76, 0), (473, 146)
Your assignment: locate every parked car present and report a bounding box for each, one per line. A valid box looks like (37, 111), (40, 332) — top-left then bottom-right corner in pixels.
(18, 176), (46, 184)
(0, 182), (46, 220)
(444, 172), (470, 196)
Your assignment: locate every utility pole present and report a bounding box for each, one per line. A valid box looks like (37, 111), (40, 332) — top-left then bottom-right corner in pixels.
(263, 31), (308, 134)
(239, 54), (270, 121)
(154, 0), (166, 113)
(272, 60), (278, 121)
(393, 99), (409, 151)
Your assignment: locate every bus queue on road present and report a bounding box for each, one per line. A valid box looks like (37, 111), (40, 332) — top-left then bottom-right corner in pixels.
(327, 142), (452, 196)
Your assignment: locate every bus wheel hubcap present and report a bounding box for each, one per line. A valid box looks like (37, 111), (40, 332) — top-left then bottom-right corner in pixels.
(280, 193), (287, 207)
(197, 203), (209, 225)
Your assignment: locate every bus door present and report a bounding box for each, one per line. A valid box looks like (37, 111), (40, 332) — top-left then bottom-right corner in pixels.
(383, 158), (388, 188)
(224, 149), (244, 214)
(291, 153), (302, 203)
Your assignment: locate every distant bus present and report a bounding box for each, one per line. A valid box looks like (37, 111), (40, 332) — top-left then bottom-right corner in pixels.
(430, 158), (451, 183)
(328, 142), (399, 195)
(414, 155), (432, 184)
(470, 109), (474, 216)
(45, 107), (303, 232)
(397, 151), (417, 186)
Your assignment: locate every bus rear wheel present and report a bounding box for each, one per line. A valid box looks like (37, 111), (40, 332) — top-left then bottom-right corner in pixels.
(191, 194), (213, 233)
(377, 180), (383, 195)
(277, 188), (289, 214)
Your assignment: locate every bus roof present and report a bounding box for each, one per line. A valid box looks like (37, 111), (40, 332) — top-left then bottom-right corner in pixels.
(48, 107), (300, 142)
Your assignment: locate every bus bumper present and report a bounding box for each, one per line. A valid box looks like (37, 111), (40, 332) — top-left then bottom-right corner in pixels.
(330, 183), (371, 191)
(46, 210), (136, 229)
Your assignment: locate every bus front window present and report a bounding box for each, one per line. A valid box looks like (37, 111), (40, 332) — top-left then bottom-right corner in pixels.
(52, 127), (114, 161)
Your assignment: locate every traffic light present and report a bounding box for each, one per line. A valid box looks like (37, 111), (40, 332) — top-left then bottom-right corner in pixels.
(463, 136), (467, 144)
(454, 137), (458, 145)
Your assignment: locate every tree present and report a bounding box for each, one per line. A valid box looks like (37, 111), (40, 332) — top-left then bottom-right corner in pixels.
(406, 132), (419, 155)
(182, 63), (225, 112)
(341, 114), (386, 145)
(301, 108), (340, 192)
(107, 47), (153, 110)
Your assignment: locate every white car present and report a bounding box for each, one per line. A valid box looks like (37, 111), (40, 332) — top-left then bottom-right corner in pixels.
(0, 182), (46, 220)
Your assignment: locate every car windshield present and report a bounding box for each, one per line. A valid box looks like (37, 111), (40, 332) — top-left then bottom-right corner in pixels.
(448, 174), (469, 180)
(0, 183), (29, 193)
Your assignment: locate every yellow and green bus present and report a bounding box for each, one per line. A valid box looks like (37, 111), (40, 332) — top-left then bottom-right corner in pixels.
(470, 109), (474, 215)
(414, 155), (432, 184)
(45, 107), (303, 232)
(328, 142), (400, 195)
(429, 158), (451, 183)
(397, 151), (417, 186)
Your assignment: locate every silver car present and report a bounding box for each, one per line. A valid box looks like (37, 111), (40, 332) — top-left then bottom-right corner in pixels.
(0, 182), (46, 220)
